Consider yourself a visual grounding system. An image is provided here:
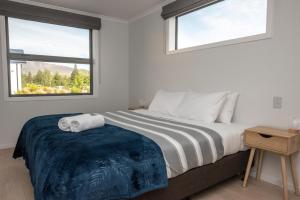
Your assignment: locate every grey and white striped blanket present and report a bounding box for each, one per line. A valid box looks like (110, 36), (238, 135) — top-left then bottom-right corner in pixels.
(102, 111), (224, 178)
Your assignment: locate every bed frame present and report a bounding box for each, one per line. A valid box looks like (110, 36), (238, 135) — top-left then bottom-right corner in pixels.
(134, 150), (250, 200)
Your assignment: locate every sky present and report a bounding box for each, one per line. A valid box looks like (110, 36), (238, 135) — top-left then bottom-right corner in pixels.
(8, 18), (90, 70)
(177, 0), (268, 49)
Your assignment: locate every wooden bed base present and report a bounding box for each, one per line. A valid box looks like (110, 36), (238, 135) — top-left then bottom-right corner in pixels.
(134, 150), (250, 200)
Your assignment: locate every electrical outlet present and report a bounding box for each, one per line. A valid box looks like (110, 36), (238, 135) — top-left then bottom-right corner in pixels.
(273, 96), (282, 109)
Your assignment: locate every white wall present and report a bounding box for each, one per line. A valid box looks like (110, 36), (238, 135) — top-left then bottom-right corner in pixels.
(0, 18), (129, 149)
(129, 0), (300, 190)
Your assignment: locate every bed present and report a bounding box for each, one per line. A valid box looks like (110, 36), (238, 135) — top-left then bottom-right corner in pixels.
(13, 110), (250, 200)
(132, 110), (250, 200)
(135, 150), (249, 200)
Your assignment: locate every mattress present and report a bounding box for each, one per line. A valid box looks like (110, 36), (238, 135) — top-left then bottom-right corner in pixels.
(104, 110), (250, 178)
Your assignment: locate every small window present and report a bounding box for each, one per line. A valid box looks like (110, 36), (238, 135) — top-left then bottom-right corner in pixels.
(166, 0), (272, 53)
(6, 17), (93, 97)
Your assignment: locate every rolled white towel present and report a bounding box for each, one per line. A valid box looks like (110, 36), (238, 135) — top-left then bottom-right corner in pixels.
(70, 113), (105, 133)
(58, 116), (76, 131)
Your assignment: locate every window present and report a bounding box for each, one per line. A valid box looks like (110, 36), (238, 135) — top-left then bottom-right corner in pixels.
(5, 17), (93, 97)
(166, 0), (273, 54)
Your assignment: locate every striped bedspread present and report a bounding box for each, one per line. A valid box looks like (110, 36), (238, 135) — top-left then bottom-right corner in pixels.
(102, 111), (225, 178)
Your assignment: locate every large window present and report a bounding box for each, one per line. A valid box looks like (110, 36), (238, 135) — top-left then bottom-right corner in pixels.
(166, 0), (272, 53)
(5, 17), (93, 97)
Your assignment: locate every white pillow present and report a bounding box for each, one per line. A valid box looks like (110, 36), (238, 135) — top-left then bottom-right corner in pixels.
(217, 92), (239, 124)
(148, 90), (186, 116)
(174, 91), (228, 123)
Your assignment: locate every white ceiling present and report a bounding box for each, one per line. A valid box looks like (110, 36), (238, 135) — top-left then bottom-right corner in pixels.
(29, 0), (167, 20)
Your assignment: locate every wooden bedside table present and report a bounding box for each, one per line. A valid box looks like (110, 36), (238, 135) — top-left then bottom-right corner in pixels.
(242, 126), (300, 200)
(128, 106), (147, 110)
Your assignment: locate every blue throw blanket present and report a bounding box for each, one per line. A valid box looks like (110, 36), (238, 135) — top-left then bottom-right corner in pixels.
(13, 114), (168, 200)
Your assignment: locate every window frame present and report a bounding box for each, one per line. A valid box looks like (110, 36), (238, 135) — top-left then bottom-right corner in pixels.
(1, 16), (99, 101)
(165, 0), (274, 55)
(0, 15), (101, 101)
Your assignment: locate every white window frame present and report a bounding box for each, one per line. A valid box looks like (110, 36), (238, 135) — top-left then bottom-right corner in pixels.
(0, 16), (100, 101)
(165, 0), (274, 55)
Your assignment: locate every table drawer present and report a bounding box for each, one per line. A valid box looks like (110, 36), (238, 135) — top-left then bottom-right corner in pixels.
(245, 131), (288, 154)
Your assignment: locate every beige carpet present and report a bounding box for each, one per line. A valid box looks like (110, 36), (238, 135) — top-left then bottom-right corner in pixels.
(0, 148), (299, 200)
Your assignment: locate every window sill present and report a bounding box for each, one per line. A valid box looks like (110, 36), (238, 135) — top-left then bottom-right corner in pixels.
(4, 93), (98, 102)
(166, 33), (272, 55)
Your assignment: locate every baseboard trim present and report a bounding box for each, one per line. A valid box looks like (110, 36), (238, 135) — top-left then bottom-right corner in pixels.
(251, 170), (300, 193)
(0, 143), (15, 150)
(261, 175), (300, 194)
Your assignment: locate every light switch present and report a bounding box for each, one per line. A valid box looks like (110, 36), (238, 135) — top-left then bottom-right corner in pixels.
(273, 96), (282, 109)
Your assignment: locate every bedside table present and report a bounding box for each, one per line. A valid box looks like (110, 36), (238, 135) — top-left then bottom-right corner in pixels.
(128, 106), (147, 110)
(242, 126), (300, 200)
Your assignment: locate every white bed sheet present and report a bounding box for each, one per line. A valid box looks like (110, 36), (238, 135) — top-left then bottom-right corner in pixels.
(134, 109), (250, 163)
